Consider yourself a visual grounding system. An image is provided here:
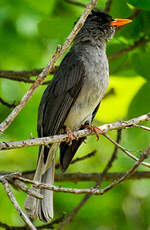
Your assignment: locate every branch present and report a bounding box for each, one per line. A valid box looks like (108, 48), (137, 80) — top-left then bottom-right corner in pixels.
(0, 69), (43, 79)
(56, 128), (122, 230)
(14, 179), (43, 199)
(0, 113), (149, 150)
(0, 214), (65, 230)
(55, 150), (96, 169)
(108, 36), (149, 60)
(132, 124), (150, 132)
(0, 0), (98, 136)
(54, 171), (150, 182)
(103, 133), (150, 168)
(0, 179), (37, 230)
(2, 170), (150, 184)
(128, 9), (142, 20)
(65, 0), (86, 7)
(105, 0), (113, 12)
(101, 144), (150, 193)
(0, 98), (17, 108)
(0, 75), (51, 85)
(15, 145), (150, 196)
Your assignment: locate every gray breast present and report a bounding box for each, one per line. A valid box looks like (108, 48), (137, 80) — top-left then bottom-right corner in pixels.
(64, 43), (109, 130)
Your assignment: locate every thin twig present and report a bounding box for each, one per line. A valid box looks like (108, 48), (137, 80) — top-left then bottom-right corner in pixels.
(132, 124), (150, 132)
(105, 0), (113, 12)
(0, 69), (43, 79)
(128, 9), (142, 20)
(65, 0), (86, 7)
(56, 128), (122, 230)
(55, 150), (96, 169)
(103, 133), (150, 168)
(12, 176), (116, 195)
(101, 144), (150, 193)
(109, 36), (148, 60)
(2, 171), (150, 183)
(0, 98), (17, 108)
(14, 145), (149, 194)
(0, 0), (98, 136)
(0, 113), (149, 151)
(1, 179), (37, 230)
(0, 75), (51, 85)
(103, 88), (115, 99)
(0, 214), (65, 230)
(55, 171), (150, 182)
(14, 179), (43, 199)
(103, 130), (121, 173)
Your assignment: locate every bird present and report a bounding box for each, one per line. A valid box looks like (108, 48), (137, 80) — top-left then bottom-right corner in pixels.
(25, 9), (132, 222)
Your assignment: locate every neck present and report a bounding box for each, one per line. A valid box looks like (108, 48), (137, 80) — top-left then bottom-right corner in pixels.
(73, 36), (106, 50)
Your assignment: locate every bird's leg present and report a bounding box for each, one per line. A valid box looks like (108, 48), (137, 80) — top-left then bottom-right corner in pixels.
(81, 124), (103, 140)
(66, 127), (78, 146)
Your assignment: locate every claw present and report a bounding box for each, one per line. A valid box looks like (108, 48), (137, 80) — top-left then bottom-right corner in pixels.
(66, 127), (78, 146)
(81, 125), (103, 141)
(87, 126), (103, 140)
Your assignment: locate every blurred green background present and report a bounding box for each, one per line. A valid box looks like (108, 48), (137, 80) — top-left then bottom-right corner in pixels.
(0, 0), (150, 229)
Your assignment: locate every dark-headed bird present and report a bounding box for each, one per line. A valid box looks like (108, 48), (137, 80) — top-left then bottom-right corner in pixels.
(25, 10), (131, 222)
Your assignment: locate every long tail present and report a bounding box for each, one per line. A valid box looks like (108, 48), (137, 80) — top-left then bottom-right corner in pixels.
(25, 144), (58, 222)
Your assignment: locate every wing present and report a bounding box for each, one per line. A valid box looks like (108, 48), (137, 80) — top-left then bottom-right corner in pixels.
(37, 47), (85, 138)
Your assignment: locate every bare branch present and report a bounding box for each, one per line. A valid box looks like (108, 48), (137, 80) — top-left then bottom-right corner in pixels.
(54, 171), (150, 182)
(0, 98), (17, 108)
(0, 69), (43, 79)
(55, 150), (96, 169)
(108, 36), (149, 60)
(132, 124), (150, 132)
(14, 145), (150, 196)
(0, 0), (98, 136)
(101, 144), (150, 193)
(98, 129), (122, 181)
(2, 170), (150, 184)
(0, 67), (58, 84)
(65, 0), (86, 7)
(0, 179), (37, 230)
(103, 88), (115, 99)
(14, 179), (43, 199)
(56, 128), (123, 230)
(103, 133), (150, 168)
(0, 113), (149, 151)
(0, 214), (65, 230)
(0, 75), (51, 85)
(105, 0), (113, 12)
(13, 176), (108, 195)
(128, 9), (142, 20)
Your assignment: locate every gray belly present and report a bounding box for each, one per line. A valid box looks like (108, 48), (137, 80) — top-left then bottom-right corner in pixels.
(65, 71), (109, 130)
(64, 43), (109, 130)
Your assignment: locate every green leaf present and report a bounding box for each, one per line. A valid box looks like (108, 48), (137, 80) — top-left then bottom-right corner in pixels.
(128, 0), (150, 10)
(126, 82), (150, 150)
(131, 50), (150, 80)
(127, 82), (150, 119)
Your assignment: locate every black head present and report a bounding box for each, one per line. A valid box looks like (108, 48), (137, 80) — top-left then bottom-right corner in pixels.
(74, 9), (132, 43)
(84, 10), (115, 41)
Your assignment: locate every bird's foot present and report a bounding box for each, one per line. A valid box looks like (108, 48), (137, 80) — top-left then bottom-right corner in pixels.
(66, 127), (78, 146)
(81, 125), (103, 140)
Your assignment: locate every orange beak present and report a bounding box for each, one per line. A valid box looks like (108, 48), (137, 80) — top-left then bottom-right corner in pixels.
(110, 18), (132, 27)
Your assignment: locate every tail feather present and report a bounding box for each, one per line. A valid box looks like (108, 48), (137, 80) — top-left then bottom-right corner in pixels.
(38, 156), (55, 222)
(25, 144), (58, 222)
(60, 137), (85, 171)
